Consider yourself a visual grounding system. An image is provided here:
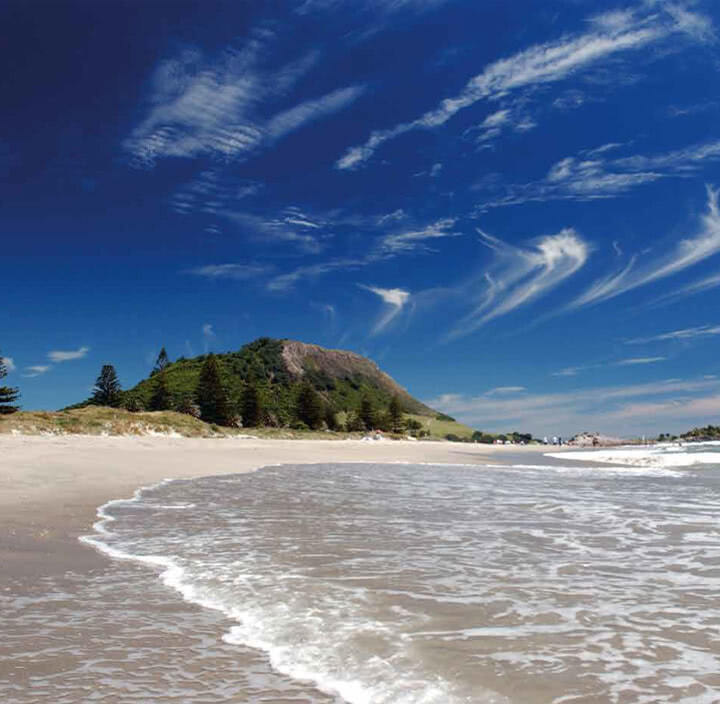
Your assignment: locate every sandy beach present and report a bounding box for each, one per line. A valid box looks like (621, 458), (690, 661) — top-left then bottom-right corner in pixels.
(0, 434), (541, 584)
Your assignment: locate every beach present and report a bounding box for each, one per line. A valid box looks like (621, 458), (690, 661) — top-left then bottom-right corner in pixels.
(3, 435), (720, 703)
(0, 434), (535, 583)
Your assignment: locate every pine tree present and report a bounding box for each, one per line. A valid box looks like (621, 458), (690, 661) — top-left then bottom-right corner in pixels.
(92, 365), (122, 407)
(149, 371), (172, 411)
(358, 394), (376, 430)
(324, 405), (338, 431)
(296, 381), (324, 429)
(195, 354), (232, 425)
(388, 395), (405, 433)
(0, 353), (20, 415)
(152, 347), (170, 376)
(241, 382), (262, 427)
(177, 393), (200, 418)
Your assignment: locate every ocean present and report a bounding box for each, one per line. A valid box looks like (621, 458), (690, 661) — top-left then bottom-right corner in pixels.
(3, 447), (720, 703)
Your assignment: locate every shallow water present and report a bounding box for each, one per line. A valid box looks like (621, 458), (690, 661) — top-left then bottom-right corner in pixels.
(4, 458), (720, 703)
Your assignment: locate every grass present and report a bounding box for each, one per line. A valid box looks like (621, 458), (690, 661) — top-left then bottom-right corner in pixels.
(0, 407), (481, 441)
(405, 414), (477, 439)
(0, 407), (223, 437)
(0, 407), (372, 440)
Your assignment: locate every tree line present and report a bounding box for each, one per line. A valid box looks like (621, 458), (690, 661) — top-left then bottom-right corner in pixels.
(88, 348), (414, 434)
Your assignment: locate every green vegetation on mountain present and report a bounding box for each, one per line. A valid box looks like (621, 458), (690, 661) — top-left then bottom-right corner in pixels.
(77, 337), (440, 432)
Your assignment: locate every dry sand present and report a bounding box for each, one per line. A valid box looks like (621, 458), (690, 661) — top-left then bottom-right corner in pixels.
(0, 434), (544, 583)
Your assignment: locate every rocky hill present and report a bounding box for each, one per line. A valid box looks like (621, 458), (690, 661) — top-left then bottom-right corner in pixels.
(120, 337), (435, 425)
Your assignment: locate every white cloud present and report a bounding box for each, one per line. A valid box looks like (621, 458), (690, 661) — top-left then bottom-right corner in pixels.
(171, 170), (262, 216)
(485, 386), (526, 395)
(552, 365), (592, 377)
(202, 323), (215, 338)
(23, 365), (51, 378)
(187, 263), (269, 279)
(125, 35), (362, 167)
(625, 324), (720, 344)
(379, 217), (460, 254)
(266, 85), (365, 139)
(337, 3), (711, 169)
(662, 271), (720, 301)
(448, 227), (589, 338)
(223, 210), (325, 253)
(267, 258), (365, 292)
(48, 346), (89, 362)
(572, 185), (720, 307)
(360, 285), (411, 334)
(478, 138), (720, 210)
(1, 356), (15, 372)
(615, 356), (666, 366)
(425, 377), (720, 436)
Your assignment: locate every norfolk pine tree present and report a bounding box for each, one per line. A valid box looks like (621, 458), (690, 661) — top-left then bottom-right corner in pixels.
(152, 347), (170, 375)
(92, 364), (122, 407)
(0, 353), (20, 414)
(358, 394), (376, 430)
(149, 371), (172, 411)
(195, 354), (232, 425)
(388, 395), (405, 433)
(241, 382), (262, 427)
(296, 381), (324, 429)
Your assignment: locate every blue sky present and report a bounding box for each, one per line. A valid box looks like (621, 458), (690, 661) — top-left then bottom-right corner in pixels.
(4, 0), (720, 436)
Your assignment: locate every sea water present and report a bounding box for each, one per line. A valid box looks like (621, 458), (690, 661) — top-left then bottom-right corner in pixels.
(3, 452), (720, 703)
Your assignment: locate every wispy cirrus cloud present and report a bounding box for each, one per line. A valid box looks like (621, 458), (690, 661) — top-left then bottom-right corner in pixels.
(186, 263), (271, 280)
(171, 170), (262, 217)
(426, 376), (720, 435)
(625, 324), (720, 344)
(485, 386), (526, 396)
(124, 33), (363, 167)
(571, 185), (720, 308)
(266, 85), (366, 139)
(336, 3), (712, 169)
(616, 356), (666, 366)
(1, 356), (16, 372)
(267, 258), (366, 292)
(264, 213), (463, 291)
(378, 217), (460, 254)
(360, 285), (411, 334)
(476, 138), (720, 210)
(48, 346), (89, 362)
(447, 228), (589, 338)
(223, 209), (328, 253)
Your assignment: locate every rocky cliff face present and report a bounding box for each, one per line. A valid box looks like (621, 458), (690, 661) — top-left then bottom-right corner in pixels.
(281, 340), (434, 415)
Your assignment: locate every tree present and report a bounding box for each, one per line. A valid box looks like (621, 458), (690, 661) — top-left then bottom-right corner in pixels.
(123, 394), (144, 412)
(149, 371), (172, 411)
(195, 354), (232, 425)
(152, 347), (170, 376)
(358, 394), (376, 430)
(0, 353), (20, 414)
(296, 381), (324, 429)
(177, 393), (200, 418)
(387, 395), (405, 433)
(241, 382), (262, 427)
(91, 364), (122, 407)
(324, 405), (338, 431)
(345, 412), (365, 432)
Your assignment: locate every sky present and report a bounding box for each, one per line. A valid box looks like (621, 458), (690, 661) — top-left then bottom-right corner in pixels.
(4, 0), (720, 437)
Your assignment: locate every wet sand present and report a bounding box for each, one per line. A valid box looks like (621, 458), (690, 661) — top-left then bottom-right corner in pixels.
(0, 434), (543, 584)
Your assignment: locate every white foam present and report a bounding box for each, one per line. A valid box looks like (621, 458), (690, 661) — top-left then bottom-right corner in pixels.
(79, 461), (720, 704)
(548, 447), (720, 469)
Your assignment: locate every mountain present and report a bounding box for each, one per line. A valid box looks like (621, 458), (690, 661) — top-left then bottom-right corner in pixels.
(124, 337), (436, 424)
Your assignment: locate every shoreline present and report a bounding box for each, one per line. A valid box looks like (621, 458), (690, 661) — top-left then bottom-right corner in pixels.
(0, 434), (549, 584)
